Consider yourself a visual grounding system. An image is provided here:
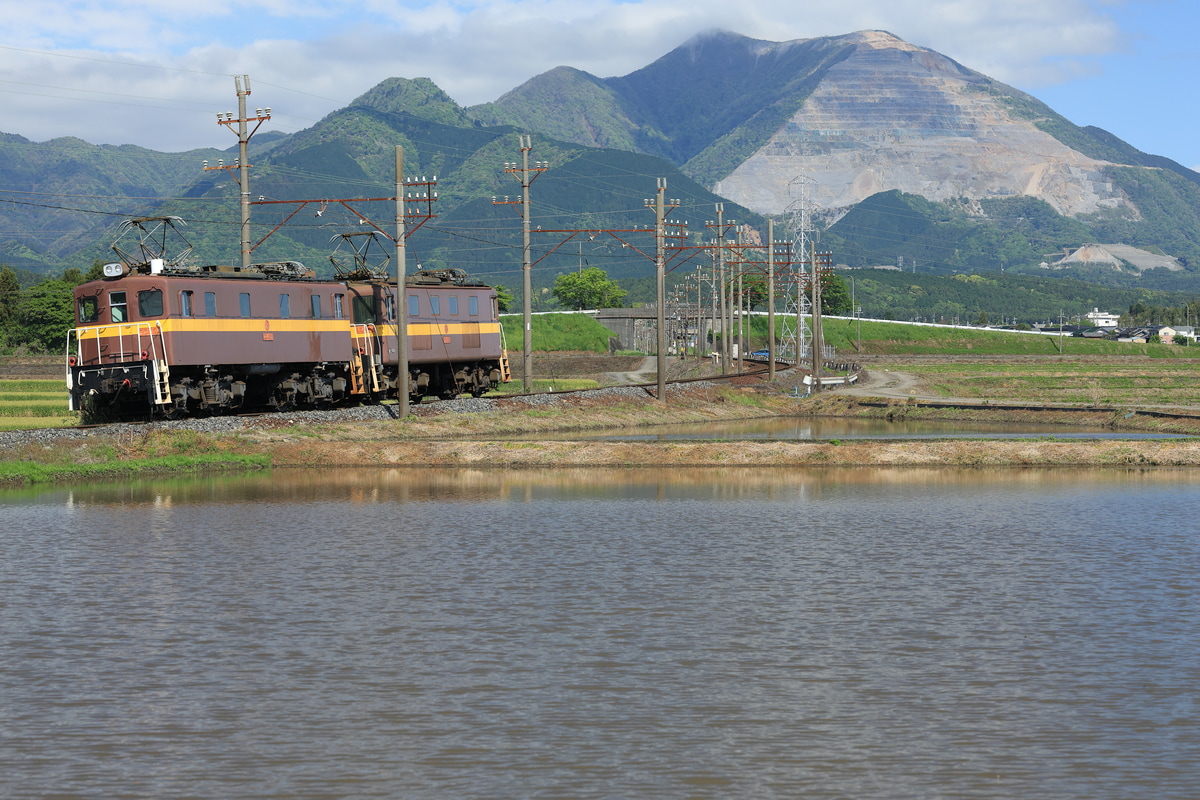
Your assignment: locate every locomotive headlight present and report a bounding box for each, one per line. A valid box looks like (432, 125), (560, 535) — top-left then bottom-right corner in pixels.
(102, 262), (126, 279)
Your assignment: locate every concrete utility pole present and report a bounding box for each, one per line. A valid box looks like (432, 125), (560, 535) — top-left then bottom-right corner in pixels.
(735, 225), (743, 373)
(395, 146), (409, 418)
(810, 240), (823, 392)
(644, 179), (677, 401)
(499, 136), (547, 392)
(710, 204), (732, 370)
(767, 219), (776, 382)
(209, 75), (270, 269)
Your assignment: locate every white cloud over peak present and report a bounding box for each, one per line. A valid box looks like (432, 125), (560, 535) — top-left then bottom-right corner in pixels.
(0, 0), (1182, 162)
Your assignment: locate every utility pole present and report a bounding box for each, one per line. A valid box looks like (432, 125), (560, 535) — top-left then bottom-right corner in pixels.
(498, 136), (547, 392)
(395, 147), (409, 418)
(209, 75), (270, 269)
(709, 205), (736, 371)
(645, 179), (677, 401)
(729, 225), (739, 376)
(811, 241), (824, 393)
(767, 219), (776, 381)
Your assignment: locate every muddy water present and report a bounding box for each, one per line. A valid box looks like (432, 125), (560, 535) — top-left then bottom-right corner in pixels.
(2, 467), (1197, 799)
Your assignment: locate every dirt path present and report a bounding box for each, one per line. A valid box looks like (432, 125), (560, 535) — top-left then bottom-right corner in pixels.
(605, 356), (659, 384)
(840, 369), (923, 398)
(839, 368), (988, 405)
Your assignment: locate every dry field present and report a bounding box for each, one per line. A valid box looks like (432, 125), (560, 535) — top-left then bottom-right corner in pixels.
(871, 357), (1200, 408)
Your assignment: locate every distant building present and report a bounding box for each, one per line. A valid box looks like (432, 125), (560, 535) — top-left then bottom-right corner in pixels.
(1085, 308), (1120, 328)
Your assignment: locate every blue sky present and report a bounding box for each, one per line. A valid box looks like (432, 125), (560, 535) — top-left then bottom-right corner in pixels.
(0, 0), (1195, 170)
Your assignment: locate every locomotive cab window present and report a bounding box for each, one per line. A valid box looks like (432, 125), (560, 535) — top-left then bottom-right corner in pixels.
(311, 295), (322, 319)
(333, 293), (345, 319)
(239, 293), (251, 318)
(205, 292), (216, 317)
(279, 293), (291, 318)
(138, 289), (163, 318)
(353, 295), (375, 324)
(448, 296), (459, 315)
(429, 296), (440, 316)
(110, 291), (128, 323)
(468, 295), (479, 316)
(180, 290), (194, 317)
(408, 295), (419, 318)
(77, 296), (99, 324)
(383, 294), (396, 322)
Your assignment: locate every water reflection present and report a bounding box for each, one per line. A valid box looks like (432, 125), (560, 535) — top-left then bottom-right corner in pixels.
(3, 468), (1197, 800)
(11, 463), (1195, 508)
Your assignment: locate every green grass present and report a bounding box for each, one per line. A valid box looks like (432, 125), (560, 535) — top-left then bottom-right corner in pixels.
(724, 316), (1196, 358)
(0, 424), (271, 486)
(0, 453), (270, 486)
(0, 380), (77, 427)
(501, 313), (614, 352)
(817, 319), (1189, 357)
(0, 380), (64, 394)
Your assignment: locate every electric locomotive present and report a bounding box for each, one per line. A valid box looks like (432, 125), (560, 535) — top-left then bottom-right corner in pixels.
(66, 217), (509, 420)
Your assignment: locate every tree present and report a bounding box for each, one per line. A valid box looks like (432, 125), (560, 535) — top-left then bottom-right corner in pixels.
(551, 267), (626, 310)
(739, 273), (768, 310)
(493, 284), (515, 313)
(820, 274), (852, 315)
(0, 265), (19, 328)
(18, 277), (76, 353)
(0, 265), (21, 352)
(800, 272), (852, 315)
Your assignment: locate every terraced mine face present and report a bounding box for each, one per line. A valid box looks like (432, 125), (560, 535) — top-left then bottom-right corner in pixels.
(713, 31), (1128, 218)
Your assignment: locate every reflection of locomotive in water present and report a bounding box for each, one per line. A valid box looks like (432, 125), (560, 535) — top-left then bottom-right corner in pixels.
(67, 217), (509, 420)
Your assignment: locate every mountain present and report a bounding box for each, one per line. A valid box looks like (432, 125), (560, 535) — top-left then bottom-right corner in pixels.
(3, 30), (1200, 296)
(0, 131), (287, 273)
(100, 77), (760, 286)
(473, 30), (1200, 276)
(477, 29), (1200, 215)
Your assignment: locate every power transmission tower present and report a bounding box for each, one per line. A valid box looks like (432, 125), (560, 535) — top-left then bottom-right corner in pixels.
(784, 175), (818, 363)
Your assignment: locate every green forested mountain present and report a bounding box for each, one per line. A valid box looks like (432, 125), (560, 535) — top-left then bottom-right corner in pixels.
(839, 269), (1189, 325)
(470, 34), (857, 187)
(3, 30), (1200, 324)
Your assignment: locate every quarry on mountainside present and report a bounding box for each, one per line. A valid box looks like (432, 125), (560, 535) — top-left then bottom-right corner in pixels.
(711, 31), (1128, 218)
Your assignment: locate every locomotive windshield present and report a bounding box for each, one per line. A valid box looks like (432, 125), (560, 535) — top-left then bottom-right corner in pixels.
(78, 296), (99, 324)
(138, 289), (163, 318)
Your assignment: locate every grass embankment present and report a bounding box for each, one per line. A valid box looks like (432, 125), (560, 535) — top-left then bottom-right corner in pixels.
(0, 427), (269, 487)
(500, 313), (613, 352)
(809, 318), (1194, 357)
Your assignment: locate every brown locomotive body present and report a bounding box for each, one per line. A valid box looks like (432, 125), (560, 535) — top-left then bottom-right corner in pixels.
(67, 257), (509, 419)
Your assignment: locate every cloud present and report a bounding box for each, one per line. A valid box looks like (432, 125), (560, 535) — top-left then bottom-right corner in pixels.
(0, 0), (1137, 151)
